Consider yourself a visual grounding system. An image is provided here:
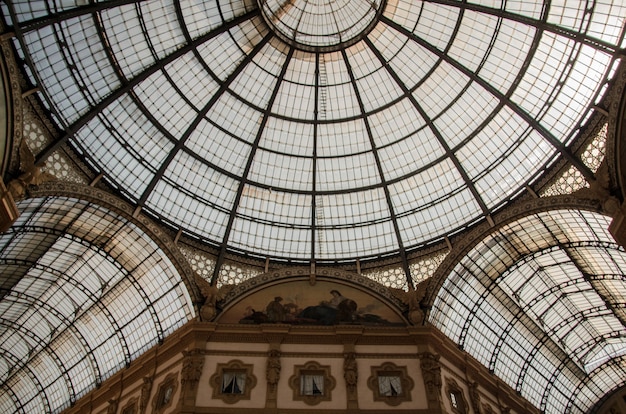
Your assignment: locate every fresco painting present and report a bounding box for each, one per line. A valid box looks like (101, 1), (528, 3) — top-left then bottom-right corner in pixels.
(217, 281), (405, 326)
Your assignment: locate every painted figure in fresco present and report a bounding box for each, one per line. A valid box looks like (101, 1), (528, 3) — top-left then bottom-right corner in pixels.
(239, 307), (268, 324)
(266, 296), (286, 322)
(237, 287), (399, 326)
(322, 290), (348, 308)
(297, 290), (357, 325)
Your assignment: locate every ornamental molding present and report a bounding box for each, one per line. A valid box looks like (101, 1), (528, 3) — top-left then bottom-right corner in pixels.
(151, 372), (178, 414)
(219, 266), (405, 311)
(0, 30), (24, 175)
(603, 61), (626, 189)
(367, 361), (414, 406)
(288, 361), (336, 406)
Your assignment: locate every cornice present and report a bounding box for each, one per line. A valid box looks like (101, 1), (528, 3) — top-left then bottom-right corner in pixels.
(65, 319), (536, 414)
(219, 267), (405, 310)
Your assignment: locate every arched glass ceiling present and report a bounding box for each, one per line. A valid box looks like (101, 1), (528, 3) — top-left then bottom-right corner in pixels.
(0, 197), (195, 414)
(430, 210), (626, 413)
(2, 1), (625, 262)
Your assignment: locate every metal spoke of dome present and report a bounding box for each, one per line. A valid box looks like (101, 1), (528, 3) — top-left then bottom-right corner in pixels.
(311, 52), (320, 260)
(0, 231), (164, 350)
(479, 245), (626, 381)
(458, 263), (583, 386)
(340, 47), (412, 286)
(172, 0), (225, 87)
(0, 196), (197, 413)
(428, 210), (626, 410)
(33, 9), (261, 165)
(0, 268), (132, 379)
(423, 0), (624, 55)
(90, 3), (194, 129)
(447, 261), (585, 390)
(572, 269), (626, 329)
(505, 242), (623, 277)
(171, 1), (217, 84)
(136, 32), (272, 209)
(537, 220), (626, 328)
(8, 0), (148, 33)
(259, 0), (385, 52)
(2, 288), (118, 378)
(542, 344), (626, 413)
(455, 261), (498, 347)
(572, 331), (626, 368)
(520, 272), (626, 312)
(0, 206), (92, 298)
(380, 15), (598, 183)
(364, 36), (493, 224)
(211, 45), (295, 284)
(548, 332), (626, 409)
(514, 322), (587, 393)
(1, 373), (30, 413)
(0, 317), (62, 366)
(0, 317), (80, 408)
(545, 307), (617, 338)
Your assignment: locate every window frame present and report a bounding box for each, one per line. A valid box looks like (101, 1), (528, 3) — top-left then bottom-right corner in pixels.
(367, 362), (414, 405)
(152, 373), (178, 413)
(209, 360), (257, 404)
(288, 361), (336, 405)
(446, 377), (468, 414)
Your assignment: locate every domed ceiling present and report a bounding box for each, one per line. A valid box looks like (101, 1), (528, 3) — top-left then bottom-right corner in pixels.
(3, 0), (624, 263)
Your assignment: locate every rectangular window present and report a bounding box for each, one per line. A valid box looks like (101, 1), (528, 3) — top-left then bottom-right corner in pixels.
(378, 375), (403, 396)
(300, 374), (325, 395)
(367, 362), (413, 405)
(221, 371), (246, 394)
(159, 385), (173, 407)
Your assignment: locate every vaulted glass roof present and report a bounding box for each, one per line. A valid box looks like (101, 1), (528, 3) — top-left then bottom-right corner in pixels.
(0, 197), (195, 414)
(430, 209), (626, 413)
(3, 0), (624, 264)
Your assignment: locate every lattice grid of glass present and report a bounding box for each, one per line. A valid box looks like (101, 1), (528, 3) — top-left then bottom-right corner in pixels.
(0, 197), (195, 414)
(3, 0), (623, 264)
(430, 210), (626, 413)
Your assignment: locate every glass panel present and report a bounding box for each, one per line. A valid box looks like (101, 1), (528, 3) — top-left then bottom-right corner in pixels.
(431, 209), (626, 412)
(0, 197), (195, 413)
(7, 0), (620, 262)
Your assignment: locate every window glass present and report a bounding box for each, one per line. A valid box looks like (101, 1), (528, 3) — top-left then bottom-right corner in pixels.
(221, 371), (246, 394)
(300, 374), (325, 395)
(378, 375), (402, 396)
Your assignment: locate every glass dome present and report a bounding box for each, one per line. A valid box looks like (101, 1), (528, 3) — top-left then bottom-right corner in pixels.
(3, 0), (624, 264)
(258, 0), (386, 51)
